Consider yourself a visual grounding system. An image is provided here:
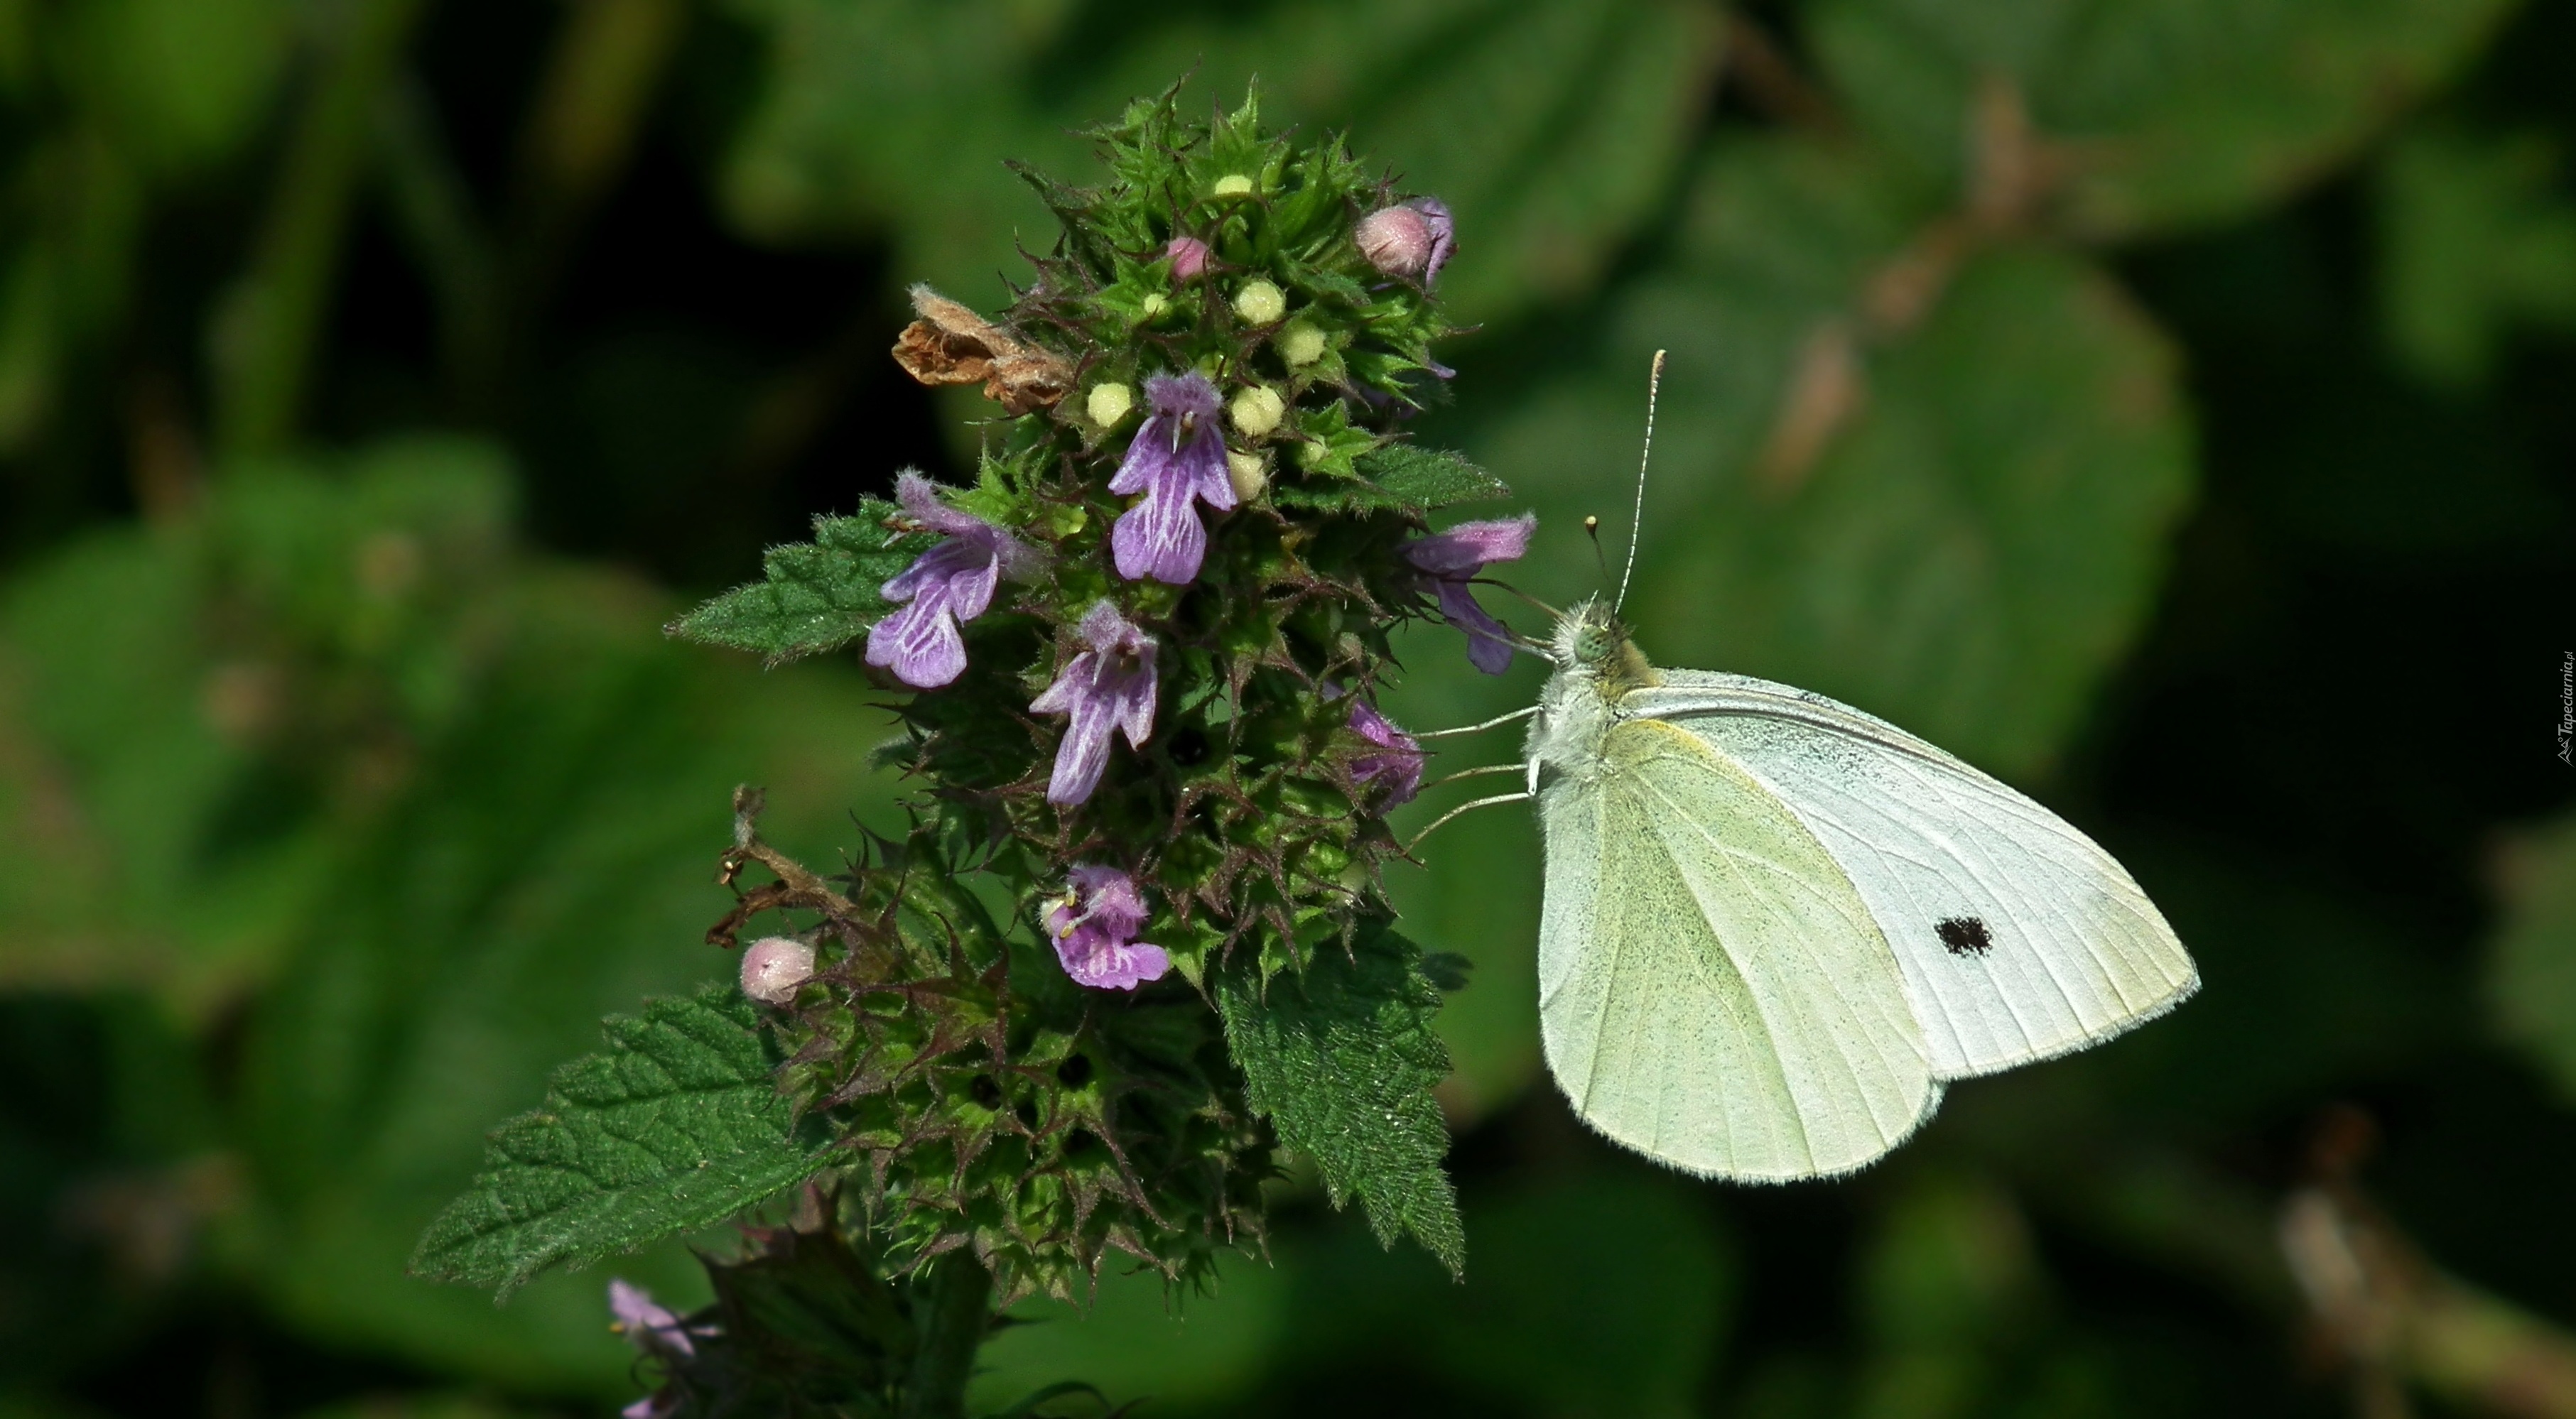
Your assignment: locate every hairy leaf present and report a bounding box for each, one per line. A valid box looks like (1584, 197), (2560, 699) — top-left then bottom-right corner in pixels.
(411, 985), (833, 1296)
(667, 503), (929, 665)
(1216, 924), (1462, 1275)
(1272, 445), (1510, 516)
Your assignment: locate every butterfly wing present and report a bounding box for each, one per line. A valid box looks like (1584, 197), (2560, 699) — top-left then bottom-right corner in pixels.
(1628, 670), (2198, 1080)
(1537, 716), (1940, 1180)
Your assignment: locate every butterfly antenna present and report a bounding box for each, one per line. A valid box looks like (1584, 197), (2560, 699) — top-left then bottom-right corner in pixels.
(1613, 349), (1667, 615)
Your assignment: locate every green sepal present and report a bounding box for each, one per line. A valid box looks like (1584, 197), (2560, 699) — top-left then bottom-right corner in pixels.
(408, 984), (834, 1297)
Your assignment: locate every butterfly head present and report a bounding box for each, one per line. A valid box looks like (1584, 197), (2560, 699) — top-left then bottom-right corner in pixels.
(1551, 597), (1661, 695)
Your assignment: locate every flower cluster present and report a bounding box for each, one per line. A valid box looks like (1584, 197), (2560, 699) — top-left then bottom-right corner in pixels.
(678, 84), (1530, 1307)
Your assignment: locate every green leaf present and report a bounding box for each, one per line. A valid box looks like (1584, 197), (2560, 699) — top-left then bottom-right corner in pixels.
(1272, 445), (1510, 516)
(1216, 923), (1463, 1275)
(1462, 137), (2193, 778)
(668, 503), (929, 665)
(2376, 121), (2576, 388)
(1809, 0), (2516, 239)
(1358, 445), (1512, 510)
(410, 984), (833, 1295)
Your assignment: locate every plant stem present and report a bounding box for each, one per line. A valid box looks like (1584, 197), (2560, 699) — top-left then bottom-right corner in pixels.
(901, 1249), (994, 1419)
(212, 0), (428, 460)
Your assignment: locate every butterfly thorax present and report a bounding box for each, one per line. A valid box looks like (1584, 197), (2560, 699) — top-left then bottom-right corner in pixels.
(1525, 597), (1662, 788)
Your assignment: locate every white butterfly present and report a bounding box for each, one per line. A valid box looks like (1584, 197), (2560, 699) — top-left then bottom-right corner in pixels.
(1437, 352), (2197, 1182)
(1514, 599), (2197, 1181)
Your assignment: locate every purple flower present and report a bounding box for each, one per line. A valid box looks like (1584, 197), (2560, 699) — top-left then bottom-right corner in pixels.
(1346, 700), (1425, 807)
(865, 470), (1037, 689)
(1165, 235), (1211, 279)
(1042, 864), (1172, 991)
(1108, 373), (1238, 585)
(1029, 602), (1158, 805)
(609, 1279), (702, 1359)
(1404, 513), (1535, 674)
(1355, 198), (1456, 284)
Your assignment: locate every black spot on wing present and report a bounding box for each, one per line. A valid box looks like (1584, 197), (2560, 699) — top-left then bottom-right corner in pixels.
(1935, 916), (1992, 957)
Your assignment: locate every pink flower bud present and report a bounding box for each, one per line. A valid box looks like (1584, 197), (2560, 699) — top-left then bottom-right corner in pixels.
(1355, 198), (1455, 283)
(739, 935), (815, 1006)
(1165, 236), (1211, 280)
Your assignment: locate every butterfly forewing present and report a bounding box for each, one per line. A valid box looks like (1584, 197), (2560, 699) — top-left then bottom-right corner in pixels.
(1628, 671), (2198, 1080)
(1537, 717), (1939, 1180)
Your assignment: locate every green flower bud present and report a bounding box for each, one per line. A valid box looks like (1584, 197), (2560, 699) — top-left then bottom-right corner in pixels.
(1140, 292), (1169, 320)
(1086, 381), (1134, 428)
(1279, 321), (1327, 367)
(1229, 384), (1286, 437)
(1233, 279), (1287, 327)
(1211, 173), (1254, 197)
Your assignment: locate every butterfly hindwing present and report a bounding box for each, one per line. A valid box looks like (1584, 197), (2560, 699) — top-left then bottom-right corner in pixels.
(1537, 717), (1939, 1180)
(1629, 671), (2199, 1081)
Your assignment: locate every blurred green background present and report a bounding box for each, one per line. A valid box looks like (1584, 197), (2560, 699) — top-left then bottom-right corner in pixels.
(3, 0), (2574, 1415)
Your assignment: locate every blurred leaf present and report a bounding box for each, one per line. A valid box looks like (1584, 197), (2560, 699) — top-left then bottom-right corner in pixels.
(57, 0), (289, 178)
(0, 438), (514, 1014)
(2376, 121), (2576, 388)
(1216, 923), (1463, 1274)
(1465, 138), (2193, 777)
(2, 436), (910, 1390)
(720, 0), (1718, 328)
(668, 501), (929, 665)
(410, 985), (831, 1296)
(2492, 810), (2576, 1100)
(1809, 0), (2517, 239)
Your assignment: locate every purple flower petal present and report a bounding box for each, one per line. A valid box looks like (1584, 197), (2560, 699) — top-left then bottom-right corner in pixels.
(864, 474), (1034, 688)
(1411, 199), (1456, 285)
(1347, 700), (1424, 807)
(1437, 581), (1522, 675)
(1403, 513), (1535, 577)
(1042, 864), (1172, 991)
(1108, 374), (1236, 585)
(1029, 602), (1159, 805)
(894, 469), (995, 540)
(1403, 513), (1536, 675)
(610, 1280), (696, 1359)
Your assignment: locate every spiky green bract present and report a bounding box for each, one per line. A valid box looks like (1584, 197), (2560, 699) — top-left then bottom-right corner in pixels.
(727, 813), (1272, 1307)
(408, 986), (834, 1295)
(1217, 922), (1466, 1275)
(617, 1197), (1000, 1419)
